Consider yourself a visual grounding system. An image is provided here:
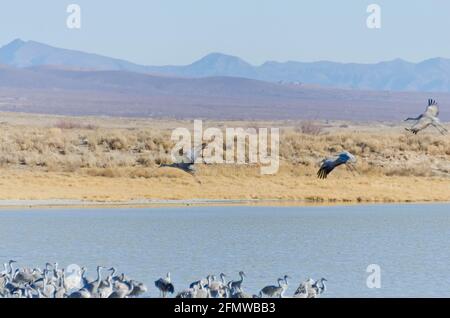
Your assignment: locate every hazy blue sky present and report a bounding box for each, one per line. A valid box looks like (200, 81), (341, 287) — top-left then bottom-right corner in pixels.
(0, 0), (449, 65)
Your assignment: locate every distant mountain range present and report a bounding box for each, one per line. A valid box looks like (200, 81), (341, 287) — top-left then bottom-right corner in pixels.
(2, 39), (450, 92)
(0, 39), (449, 121)
(0, 61), (449, 120)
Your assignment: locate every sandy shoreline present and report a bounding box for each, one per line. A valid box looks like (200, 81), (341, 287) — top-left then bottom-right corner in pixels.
(0, 198), (448, 210)
(0, 168), (449, 209)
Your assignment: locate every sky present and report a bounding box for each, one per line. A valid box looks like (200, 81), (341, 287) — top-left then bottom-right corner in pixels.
(0, 0), (449, 66)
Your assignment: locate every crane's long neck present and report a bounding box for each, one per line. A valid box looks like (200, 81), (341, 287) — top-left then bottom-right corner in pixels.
(8, 261), (14, 275)
(280, 287), (286, 298)
(96, 267), (102, 284)
(60, 271), (65, 288)
(406, 114), (423, 121)
(81, 268), (88, 285)
(43, 271), (48, 288)
(107, 275), (113, 287)
(320, 280), (327, 293)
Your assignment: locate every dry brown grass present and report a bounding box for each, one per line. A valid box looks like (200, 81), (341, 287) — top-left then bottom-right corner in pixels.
(0, 117), (449, 177)
(0, 113), (448, 203)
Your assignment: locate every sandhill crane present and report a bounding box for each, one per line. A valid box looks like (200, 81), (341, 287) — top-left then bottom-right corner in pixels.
(189, 276), (209, 289)
(312, 278), (327, 296)
(97, 274), (113, 298)
(194, 283), (210, 298)
(13, 268), (37, 285)
(294, 278), (317, 298)
(207, 273), (227, 298)
(54, 284), (67, 298)
(6, 260), (16, 276)
(292, 281), (309, 298)
(259, 278), (285, 298)
(108, 280), (133, 298)
(294, 277), (327, 298)
(155, 272), (175, 298)
(128, 280), (148, 297)
(84, 266), (103, 296)
(405, 99), (448, 135)
(229, 271), (246, 292)
(317, 151), (357, 179)
(160, 142), (207, 175)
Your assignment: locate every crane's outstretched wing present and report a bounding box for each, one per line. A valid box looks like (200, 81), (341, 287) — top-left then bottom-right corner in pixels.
(430, 118), (448, 135)
(317, 153), (355, 179)
(406, 116), (433, 134)
(294, 282), (308, 295)
(424, 99), (439, 118)
(317, 159), (336, 179)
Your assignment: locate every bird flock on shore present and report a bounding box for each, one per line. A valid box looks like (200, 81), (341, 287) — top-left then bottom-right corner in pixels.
(0, 260), (326, 298)
(0, 261), (147, 298)
(173, 272), (327, 299)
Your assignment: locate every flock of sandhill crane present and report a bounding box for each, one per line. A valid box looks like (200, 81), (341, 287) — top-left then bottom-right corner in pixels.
(173, 272), (327, 298)
(0, 261), (146, 298)
(160, 99), (447, 178)
(0, 261), (326, 298)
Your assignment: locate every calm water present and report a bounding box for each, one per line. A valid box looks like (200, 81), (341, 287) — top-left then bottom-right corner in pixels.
(0, 204), (449, 297)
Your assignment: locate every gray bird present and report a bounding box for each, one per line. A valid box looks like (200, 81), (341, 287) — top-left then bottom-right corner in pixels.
(160, 143), (208, 175)
(317, 151), (357, 179)
(259, 278), (286, 298)
(154, 272), (174, 298)
(229, 271), (246, 292)
(405, 99), (448, 135)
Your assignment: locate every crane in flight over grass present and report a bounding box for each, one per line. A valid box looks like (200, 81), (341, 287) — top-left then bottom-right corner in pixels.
(405, 99), (448, 135)
(159, 143), (208, 183)
(160, 143), (207, 174)
(317, 151), (357, 179)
